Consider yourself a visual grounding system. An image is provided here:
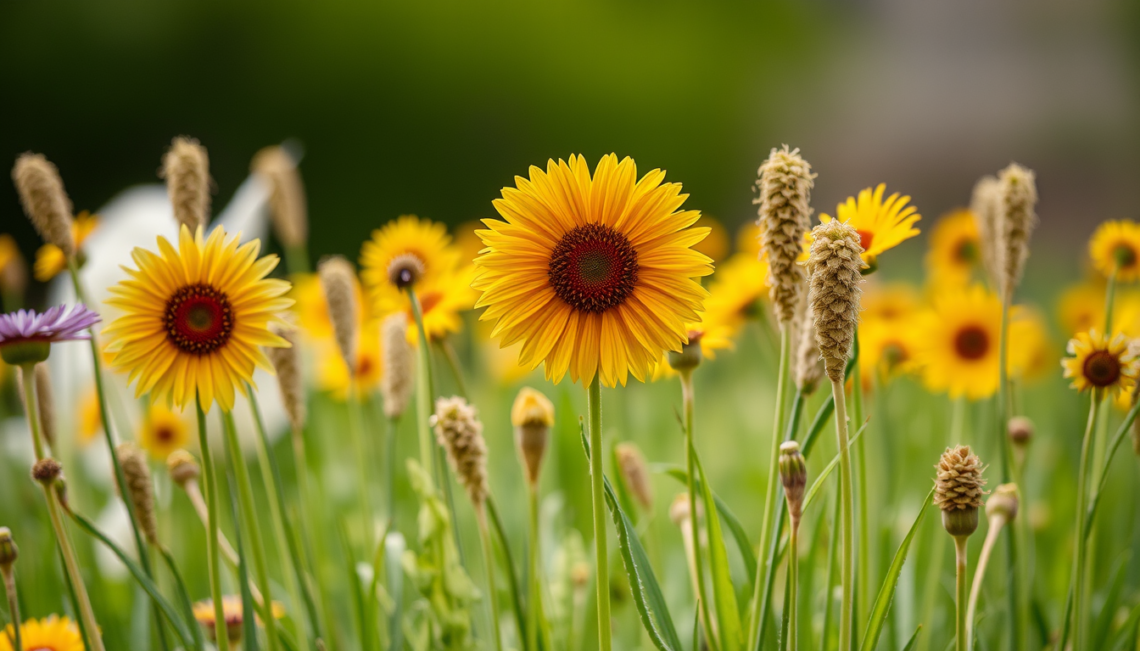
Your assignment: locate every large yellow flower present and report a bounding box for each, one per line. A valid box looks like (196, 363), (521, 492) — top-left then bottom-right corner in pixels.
(475, 154), (712, 387)
(913, 285), (1032, 400)
(104, 226), (293, 412)
(0, 615), (84, 651)
(926, 209), (981, 287)
(375, 264), (477, 345)
(1062, 330), (1138, 397)
(1089, 220), (1140, 282)
(138, 404), (192, 460)
(819, 183), (921, 267)
(35, 211), (99, 281)
(360, 215), (459, 297)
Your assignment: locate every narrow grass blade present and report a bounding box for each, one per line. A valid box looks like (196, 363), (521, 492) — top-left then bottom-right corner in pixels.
(801, 422), (869, 515)
(581, 425), (684, 651)
(900, 625), (922, 651)
(1091, 552), (1129, 651)
(227, 467), (258, 651)
(692, 445), (745, 651)
(339, 520), (369, 649)
(659, 466), (758, 583)
(159, 546), (207, 651)
(857, 487), (935, 651)
(487, 495), (528, 645)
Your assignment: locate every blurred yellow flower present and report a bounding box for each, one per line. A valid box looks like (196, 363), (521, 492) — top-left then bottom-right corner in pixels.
(1062, 329), (1138, 397)
(360, 215), (459, 297)
(925, 209), (981, 287)
(0, 615), (84, 651)
(478, 320), (531, 385)
(1056, 282), (1140, 337)
(192, 596), (284, 644)
(138, 405), (191, 460)
(79, 386), (103, 446)
(317, 329), (383, 399)
(455, 219), (486, 266)
(704, 253), (768, 321)
(693, 215), (729, 263)
(1010, 307), (1055, 383)
(34, 210), (99, 281)
(859, 312), (918, 386)
(1089, 220), (1140, 282)
(735, 221), (761, 258)
(375, 264), (477, 345)
(818, 184), (921, 267)
(861, 282), (921, 323)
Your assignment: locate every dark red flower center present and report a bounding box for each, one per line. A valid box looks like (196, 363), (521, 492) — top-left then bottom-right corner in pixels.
(155, 425), (176, 443)
(1113, 243), (1137, 270)
(954, 325), (989, 360)
(164, 283), (234, 354)
(548, 224), (639, 313)
(955, 238), (979, 264)
(1083, 350), (1121, 387)
(856, 230), (874, 252)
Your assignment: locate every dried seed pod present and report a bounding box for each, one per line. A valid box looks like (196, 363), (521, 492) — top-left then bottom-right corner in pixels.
(431, 396), (489, 512)
(252, 145), (308, 249)
(779, 441), (807, 524)
(318, 256), (359, 375)
(266, 324), (306, 431)
(754, 146), (815, 327)
(162, 137), (211, 232)
(997, 163), (1038, 298)
(12, 153), (75, 255)
(807, 220), (864, 382)
(118, 443), (159, 545)
(166, 449), (201, 487)
(381, 313), (414, 419)
(615, 442), (653, 511)
(934, 445), (987, 538)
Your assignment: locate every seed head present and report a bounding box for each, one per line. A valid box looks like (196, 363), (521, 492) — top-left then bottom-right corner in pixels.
(512, 387), (554, 487)
(986, 483), (1019, 524)
(779, 441), (807, 524)
(32, 458), (62, 485)
(793, 286), (823, 394)
(807, 220), (864, 382)
(266, 324), (306, 431)
(118, 443), (159, 545)
(252, 145), (308, 248)
(12, 153), (74, 255)
(1007, 415), (1034, 447)
(431, 396), (489, 512)
(318, 256), (359, 374)
(166, 449), (201, 487)
(668, 493), (691, 527)
(381, 313), (415, 419)
(615, 442), (653, 512)
(754, 146), (816, 327)
(388, 253), (425, 290)
(935, 445), (987, 537)
(970, 175), (1002, 289)
(162, 137), (211, 232)
(997, 163), (1038, 298)
(0, 527), (17, 570)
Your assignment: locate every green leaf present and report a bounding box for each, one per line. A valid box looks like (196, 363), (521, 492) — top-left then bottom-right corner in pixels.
(581, 425), (684, 651)
(858, 487), (935, 651)
(659, 466), (758, 583)
(1092, 552), (1130, 651)
(900, 625), (922, 651)
(487, 496), (528, 647)
(692, 444), (745, 651)
(159, 546), (207, 651)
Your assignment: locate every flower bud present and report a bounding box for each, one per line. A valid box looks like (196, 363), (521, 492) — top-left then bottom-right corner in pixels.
(167, 449), (201, 487)
(615, 443), (653, 511)
(668, 493), (691, 527)
(934, 445), (987, 539)
(667, 333), (703, 373)
(986, 483), (1019, 524)
(779, 441), (807, 524)
(0, 527), (17, 569)
(1007, 416), (1033, 447)
(512, 387), (554, 487)
(32, 458), (62, 485)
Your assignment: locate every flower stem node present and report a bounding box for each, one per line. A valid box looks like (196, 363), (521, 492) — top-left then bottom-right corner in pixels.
(986, 483), (1019, 524)
(32, 458), (62, 485)
(0, 527), (17, 569)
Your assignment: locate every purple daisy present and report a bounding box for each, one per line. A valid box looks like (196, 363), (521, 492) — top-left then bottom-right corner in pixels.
(0, 304), (100, 365)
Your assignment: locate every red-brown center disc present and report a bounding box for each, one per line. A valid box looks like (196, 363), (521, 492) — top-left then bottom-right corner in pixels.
(856, 230), (874, 252)
(953, 325), (989, 361)
(164, 283), (234, 354)
(955, 238), (979, 264)
(548, 224), (639, 313)
(155, 426), (175, 442)
(1083, 350), (1121, 387)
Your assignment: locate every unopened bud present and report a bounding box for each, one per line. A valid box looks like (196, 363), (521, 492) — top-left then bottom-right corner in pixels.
(167, 449), (201, 487)
(0, 527), (17, 569)
(32, 458), (62, 485)
(667, 333), (703, 373)
(1007, 416), (1033, 447)
(986, 483), (1019, 524)
(669, 493), (691, 527)
(615, 443), (653, 512)
(512, 387), (554, 487)
(779, 441), (807, 524)
(388, 253), (425, 290)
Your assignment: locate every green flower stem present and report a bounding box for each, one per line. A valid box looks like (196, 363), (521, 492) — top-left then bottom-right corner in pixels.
(954, 536), (969, 651)
(2, 567), (20, 651)
(386, 417), (400, 522)
(820, 494), (840, 651)
(348, 384), (375, 554)
(220, 409), (282, 651)
(918, 398), (964, 651)
(965, 516), (1005, 651)
(747, 327), (790, 651)
(408, 289), (436, 483)
(851, 339), (870, 631)
(786, 520), (799, 651)
(587, 378), (612, 651)
(526, 486), (540, 651)
(1069, 393), (1100, 651)
(995, 288), (1025, 651)
(680, 370), (717, 650)
(195, 401), (229, 646)
(19, 363), (104, 651)
(829, 375), (855, 651)
(478, 512), (504, 651)
(438, 339), (470, 398)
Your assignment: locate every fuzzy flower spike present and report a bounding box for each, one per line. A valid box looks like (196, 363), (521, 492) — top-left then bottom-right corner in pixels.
(0, 305), (100, 365)
(807, 220), (865, 382)
(755, 145), (815, 327)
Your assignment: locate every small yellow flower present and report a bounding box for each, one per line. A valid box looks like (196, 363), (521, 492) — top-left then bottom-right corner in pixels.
(138, 405), (191, 460)
(317, 329), (383, 399)
(0, 615), (84, 651)
(360, 215), (459, 296)
(859, 312), (919, 386)
(1089, 220), (1140, 282)
(926, 209), (981, 286)
(1061, 329), (1139, 397)
(34, 211), (99, 281)
(193, 596), (285, 643)
(818, 183), (921, 267)
(511, 386), (555, 427)
(374, 264), (477, 345)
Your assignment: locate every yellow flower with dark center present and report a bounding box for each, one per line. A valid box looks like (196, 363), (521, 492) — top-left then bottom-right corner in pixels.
(1062, 329), (1138, 396)
(703, 253), (769, 321)
(1089, 220), (1140, 282)
(374, 264), (477, 345)
(193, 596), (285, 643)
(859, 313), (918, 386)
(138, 405), (191, 460)
(1010, 307), (1055, 382)
(913, 285), (1032, 400)
(1057, 282), (1140, 337)
(818, 183), (921, 267)
(360, 215), (459, 296)
(475, 154), (712, 387)
(861, 282), (921, 324)
(926, 209), (981, 286)
(317, 329), (383, 399)
(103, 226), (293, 412)
(34, 211), (99, 282)
(0, 615), (84, 651)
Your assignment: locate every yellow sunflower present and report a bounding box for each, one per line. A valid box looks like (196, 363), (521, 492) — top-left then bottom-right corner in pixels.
(317, 329), (383, 399)
(374, 264), (477, 345)
(138, 405), (192, 460)
(818, 183), (921, 268)
(913, 285), (1032, 400)
(926, 209), (981, 286)
(0, 615), (84, 651)
(703, 253), (768, 321)
(475, 154), (713, 387)
(1061, 329), (1139, 397)
(103, 225), (293, 412)
(1089, 220), (1140, 282)
(360, 215), (459, 297)
(35, 210), (99, 281)
(861, 282), (921, 324)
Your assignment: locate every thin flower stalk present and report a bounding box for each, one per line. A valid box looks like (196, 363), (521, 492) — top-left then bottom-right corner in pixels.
(954, 537), (970, 651)
(1068, 392), (1100, 650)
(587, 378), (612, 651)
(829, 375), (855, 651)
(680, 370), (717, 650)
(477, 511), (504, 651)
(966, 485), (1018, 651)
(196, 400), (231, 647)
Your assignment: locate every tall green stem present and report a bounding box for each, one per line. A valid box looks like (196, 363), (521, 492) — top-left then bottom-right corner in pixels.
(681, 371), (717, 650)
(587, 379), (611, 651)
(918, 398), (964, 651)
(786, 522), (799, 651)
(527, 487), (541, 651)
(965, 518), (1004, 651)
(409, 289), (436, 482)
(954, 536), (969, 651)
(195, 401), (229, 646)
(221, 410), (282, 651)
(348, 384), (375, 554)
(478, 513), (504, 651)
(2, 566), (21, 651)
(19, 364), (103, 651)
(830, 376), (855, 651)
(996, 288), (1025, 651)
(851, 339), (870, 631)
(1070, 393), (1099, 651)
(747, 328), (790, 651)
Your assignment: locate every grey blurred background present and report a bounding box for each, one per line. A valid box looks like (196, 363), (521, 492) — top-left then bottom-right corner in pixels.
(1, 0), (1137, 289)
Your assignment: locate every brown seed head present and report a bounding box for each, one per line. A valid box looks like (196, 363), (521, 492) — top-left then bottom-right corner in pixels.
(12, 153), (74, 255)
(754, 146), (816, 327)
(162, 137), (211, 232)
(166, 449), (201, 487)
(381, 313), (415, 419)
(318, 256), (359, 374)
(997, 163), (1038, 298)
(807, 220), (864, 382)
(512, 387), (554, 487)
(32, 458), (62, 485)
(615, 442), (653, 512)
(1007, 415), (1034, 447)
(266, 324), (306, 432)
(986, 483), (1019, 524)
(779, 441), (807, 523)
(0, 527), (16, 569)
(970, 175), (1002, 289)
(252, 145), (308, 248)
(934, 445), (987, 513)
(118, 443), (159, 545)
(793, 286), (823, 394)
(431, 396), (489, 511)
